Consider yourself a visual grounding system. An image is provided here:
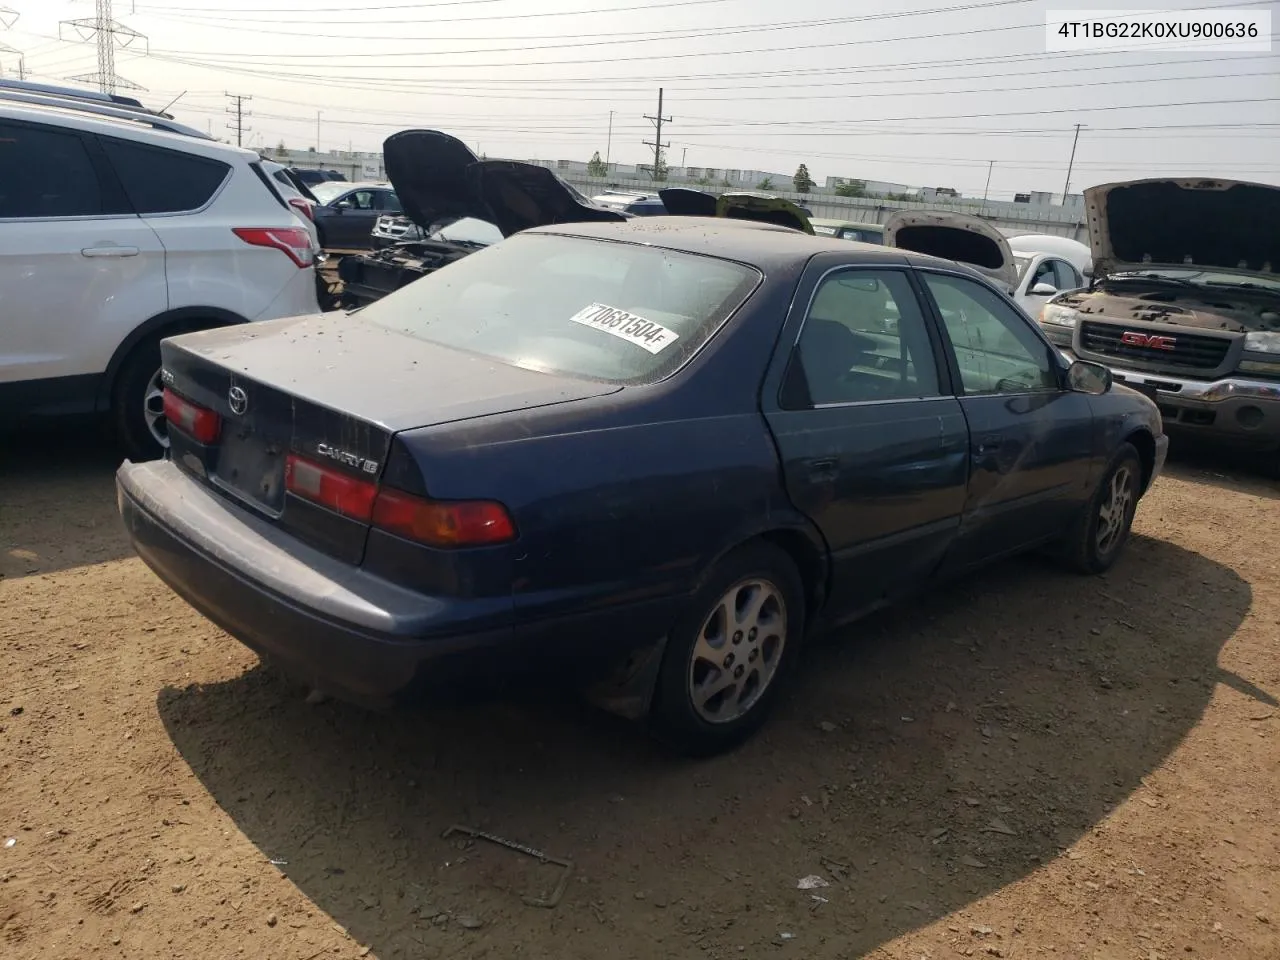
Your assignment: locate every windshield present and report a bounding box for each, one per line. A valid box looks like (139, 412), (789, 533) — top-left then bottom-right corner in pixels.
(359, 233), (760, 384)
(1110, 268), (1280, 292)
(310, 182), (350, 205)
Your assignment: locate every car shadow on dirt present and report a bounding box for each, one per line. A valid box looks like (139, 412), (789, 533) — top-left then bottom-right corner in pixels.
(1163, 442), (1280, 500)
(156, 534), (1255, 958)
(0, 426), (134, 579)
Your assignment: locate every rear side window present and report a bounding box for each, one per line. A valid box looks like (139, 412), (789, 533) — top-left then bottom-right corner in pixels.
(0, 122), (105, 218)
(101, 138), (230, 214)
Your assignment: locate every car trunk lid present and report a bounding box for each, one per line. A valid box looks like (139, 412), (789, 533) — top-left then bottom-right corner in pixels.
(160, 313), (620, 561)
(884, 210), (1017, 291)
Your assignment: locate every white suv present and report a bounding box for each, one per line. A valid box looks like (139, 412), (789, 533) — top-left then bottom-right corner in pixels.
(0, 80), (320, 459)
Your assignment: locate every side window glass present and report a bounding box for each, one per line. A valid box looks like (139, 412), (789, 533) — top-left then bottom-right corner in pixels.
(100, 138), (230, 214)
(1054, 259), (1082, 290)
(922, 272), (1059, 395)
(795, 269), (941, 406)
(380, 192), (402, 213)
(349, 191), (375, 210)
(0, 122), (103, 218)
(1031, 259), (1057, 290)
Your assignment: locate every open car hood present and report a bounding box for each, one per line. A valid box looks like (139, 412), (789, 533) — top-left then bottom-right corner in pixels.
(660, 188), (814, 234)
(884, 210), (1017, 291)
(1084, 177), (1280, 281)
(383, 129), (625, 236)
(384, 129), (816, 237)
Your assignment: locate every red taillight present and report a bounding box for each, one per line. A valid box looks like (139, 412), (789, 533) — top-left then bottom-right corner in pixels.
(233, 226), (314, 268)
(288, 197), (315, 223)
(162, 388), (221, 444)
(372, 489), (517, 548)
(285, 454), (377, 521)
(284, 453), (517, 548)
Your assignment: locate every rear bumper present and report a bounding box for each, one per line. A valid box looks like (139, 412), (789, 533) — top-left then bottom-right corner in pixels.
(1061, 349), (1280, 451)
(117, 459), (516, 708)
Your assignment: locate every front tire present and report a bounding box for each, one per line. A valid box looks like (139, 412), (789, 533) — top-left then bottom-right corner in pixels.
(650, 542), (805, 756)
(1062, 442), (1142, 574)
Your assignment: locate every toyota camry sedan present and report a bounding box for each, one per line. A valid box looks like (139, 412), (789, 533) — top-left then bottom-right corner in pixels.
(117, 217), (1167, 756)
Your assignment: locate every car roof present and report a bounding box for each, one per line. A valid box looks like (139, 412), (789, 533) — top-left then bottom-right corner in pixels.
(530, 216), (975, 274)
(0, 101), (259, 164)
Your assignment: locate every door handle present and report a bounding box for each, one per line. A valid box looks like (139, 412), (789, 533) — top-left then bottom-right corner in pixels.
(81, 244), (140, 258)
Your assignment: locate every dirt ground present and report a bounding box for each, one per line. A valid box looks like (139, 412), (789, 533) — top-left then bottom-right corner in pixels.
(3, 434), (1278, 960)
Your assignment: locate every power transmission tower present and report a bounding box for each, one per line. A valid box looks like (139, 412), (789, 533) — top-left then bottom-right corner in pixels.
(59, 0), (147, 94)
(642, 87), (671, 182)
(226, 93), (252, 147)
(0, 6), (24, 80)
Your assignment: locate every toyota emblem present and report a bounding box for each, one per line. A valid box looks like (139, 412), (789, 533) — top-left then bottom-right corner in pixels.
(228, 386), (249, 416)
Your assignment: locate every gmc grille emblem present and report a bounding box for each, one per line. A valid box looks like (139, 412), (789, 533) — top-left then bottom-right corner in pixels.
(1120, 331), (1176, 351)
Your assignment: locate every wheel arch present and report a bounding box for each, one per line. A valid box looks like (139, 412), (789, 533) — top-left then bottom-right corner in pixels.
(1123, 427), (1157, 492)
(97, 306), (250, 412)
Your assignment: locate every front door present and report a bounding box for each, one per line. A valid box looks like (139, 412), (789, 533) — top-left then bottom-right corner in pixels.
(764, 265), (970, 624)
(917, 270), (1096, 571)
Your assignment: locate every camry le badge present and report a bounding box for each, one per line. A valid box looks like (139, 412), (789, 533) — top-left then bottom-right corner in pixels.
(228, 386), (249, 416)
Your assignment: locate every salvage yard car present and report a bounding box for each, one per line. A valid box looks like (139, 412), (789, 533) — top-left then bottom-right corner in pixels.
(118, 206), (1168, 756)
(1038, 177), (1280, 473)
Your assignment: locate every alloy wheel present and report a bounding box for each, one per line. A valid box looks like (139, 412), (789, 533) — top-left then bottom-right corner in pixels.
(143, 368), (170, 450)
(1096, 464), (1135, 554)
(688, 579), (787, 725)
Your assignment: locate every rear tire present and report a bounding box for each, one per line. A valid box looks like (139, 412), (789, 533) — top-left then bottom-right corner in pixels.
(1061, 442), (1142, 574)
(649, 542), (805, 757)
(111, 335), (167, 462)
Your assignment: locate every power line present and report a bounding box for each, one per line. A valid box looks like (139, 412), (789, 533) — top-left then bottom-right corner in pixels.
(225, 92), (251, 147)
(137, 0), (1042, 50)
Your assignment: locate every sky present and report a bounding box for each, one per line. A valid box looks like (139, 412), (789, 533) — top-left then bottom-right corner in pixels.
(3, 0), (1278, 199)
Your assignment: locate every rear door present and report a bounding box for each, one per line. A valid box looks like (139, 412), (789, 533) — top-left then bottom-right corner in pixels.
(762, 256), (969, 624)
(916, 268), (1096, 571)
(0, 119), (167, 412)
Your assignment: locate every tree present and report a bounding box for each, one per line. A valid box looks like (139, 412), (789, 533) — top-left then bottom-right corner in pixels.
(756, 176), (774, 191)
(695, 176), (712, 186)
(834, 180), (867, 198)
(643, 148), (669, 182)
(275, 139), (288, 157)
(793, 164), (814, 194)
(586, 151), (608, 177)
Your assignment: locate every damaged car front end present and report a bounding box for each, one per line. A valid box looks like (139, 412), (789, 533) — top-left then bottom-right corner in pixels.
(1036, 177), (1280, 468)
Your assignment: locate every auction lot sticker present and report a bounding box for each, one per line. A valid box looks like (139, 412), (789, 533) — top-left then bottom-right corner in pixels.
(569, 302), (680, 354)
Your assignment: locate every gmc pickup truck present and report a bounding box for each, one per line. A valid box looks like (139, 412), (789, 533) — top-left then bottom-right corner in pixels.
(1037, 178), (1280, 473)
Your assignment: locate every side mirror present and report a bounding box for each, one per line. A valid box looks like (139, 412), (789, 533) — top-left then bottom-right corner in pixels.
(1031, 282), (1058, 296)
(1082, 264), (1094, 279)
(335, 201), (352, 212)
(1067, 359), (1112, 396)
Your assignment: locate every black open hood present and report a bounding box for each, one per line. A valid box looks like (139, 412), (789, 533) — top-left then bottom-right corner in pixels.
(660, 188), (814, 233)
(884, 210), (1017, 291)
(382, 129), (624, 237)
(1085, 177), (1280, 280)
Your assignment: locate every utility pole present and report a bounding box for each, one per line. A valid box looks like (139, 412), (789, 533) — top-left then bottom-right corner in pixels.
(1061, 123), (1083, 204)
(982, 160), (995, 201)
(226, 92), (252, 148)
(60, 0), (147, 94)
(642, 87), (671, 182)
(316, 110), (321, 152)
(606, 110), (613, 166)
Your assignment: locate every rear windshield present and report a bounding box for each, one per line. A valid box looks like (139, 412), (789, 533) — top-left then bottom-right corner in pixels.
(359, 233), (760, 384)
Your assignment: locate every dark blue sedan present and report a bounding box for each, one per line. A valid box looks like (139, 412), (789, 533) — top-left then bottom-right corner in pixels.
(117, 217), (1167, 755)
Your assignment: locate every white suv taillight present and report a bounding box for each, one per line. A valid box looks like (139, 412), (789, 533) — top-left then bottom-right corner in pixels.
(232, 226), (315, 268)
